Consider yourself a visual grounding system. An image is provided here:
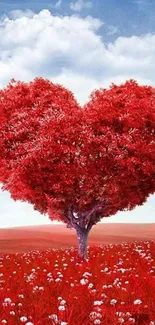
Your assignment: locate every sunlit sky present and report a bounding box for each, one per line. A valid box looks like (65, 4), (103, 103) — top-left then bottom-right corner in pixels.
(0, 0), (155, 228)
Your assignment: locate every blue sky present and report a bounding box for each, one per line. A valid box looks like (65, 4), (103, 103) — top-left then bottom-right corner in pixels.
(0, 0), (154, 43)
(0, 0), (155, 227)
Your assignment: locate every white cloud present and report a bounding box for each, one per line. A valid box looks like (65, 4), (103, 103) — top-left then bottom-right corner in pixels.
(70, 0), (92, 12)
(7, 9), (35, 20)
(0, 9), (155, 227)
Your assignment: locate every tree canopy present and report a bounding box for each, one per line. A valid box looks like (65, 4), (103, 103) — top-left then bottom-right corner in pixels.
(0, 77), (155, 258)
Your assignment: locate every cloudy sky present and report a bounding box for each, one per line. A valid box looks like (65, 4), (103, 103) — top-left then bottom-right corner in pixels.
(0, 0), (155, 227)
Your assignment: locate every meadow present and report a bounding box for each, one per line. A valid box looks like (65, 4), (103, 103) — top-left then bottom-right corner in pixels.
(0, 224), (155, 325)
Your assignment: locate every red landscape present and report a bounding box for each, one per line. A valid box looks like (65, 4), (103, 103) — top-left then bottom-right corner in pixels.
(0, 224), (155, 324)
(0, 223), (155, 254)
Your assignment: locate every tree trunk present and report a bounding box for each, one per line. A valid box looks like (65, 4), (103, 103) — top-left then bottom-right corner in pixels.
(76, 228), (89, 260)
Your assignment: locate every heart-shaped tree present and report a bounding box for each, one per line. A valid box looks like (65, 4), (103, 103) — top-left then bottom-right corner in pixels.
(0, 78), (155, 259)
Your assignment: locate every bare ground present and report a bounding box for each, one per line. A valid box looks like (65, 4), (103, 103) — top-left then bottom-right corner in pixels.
(0, 223), (154, 254)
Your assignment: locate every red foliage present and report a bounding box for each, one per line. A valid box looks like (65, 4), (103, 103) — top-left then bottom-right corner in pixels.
(0, 241), (155, 324)
(0, 78), (155, 228)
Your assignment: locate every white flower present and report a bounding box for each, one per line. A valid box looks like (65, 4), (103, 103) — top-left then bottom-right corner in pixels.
(60, 322), (68, 325)
(20, 316), (28, 322)
(25, 323), (34, 325)
(116, 312), (125, 317)
(39, 286), (44, 291)
(1, 321), (7, 324)
(119, 268), (126, 273)
(10, 311), (15, 315)
(128, 318), (135, 323)
(94, 320), (101, 324)
(60, 300), (66, 305)
(126, 312), (131, 316)
(18, 294), (24, 298)
(102, 285), (108, 288)
(48, 314), (58, 321)
(89, 311), (102, 320)
(70, 283), (74, 287)
(82, 272), (92, 277)
(118, 318), (125, 323)
(80, 278), (88, 285)
(88, 283), (93, 289)
(55, 278), (62, 282)
(94, 300), (103, 306)
(58, 306), (65, 311)
(110, 299), (117, 305)
(4, 298), (12, 303)
(133, 299), (142, 305)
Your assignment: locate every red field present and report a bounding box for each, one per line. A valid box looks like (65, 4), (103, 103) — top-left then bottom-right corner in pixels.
(0, 224), (155, 325)
(0, 223), (155, 253)
(0, 240), (155, 324)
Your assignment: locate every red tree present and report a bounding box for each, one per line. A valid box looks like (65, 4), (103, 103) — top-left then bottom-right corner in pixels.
(0, 77), (155, 259)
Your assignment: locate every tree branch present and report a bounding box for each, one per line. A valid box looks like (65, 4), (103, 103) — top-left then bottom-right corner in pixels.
(84, 200), (105, 226)
(67, 206), (83, 233)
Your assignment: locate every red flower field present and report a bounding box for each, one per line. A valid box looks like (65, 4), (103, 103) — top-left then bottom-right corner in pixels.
(0, 224), (155, 325)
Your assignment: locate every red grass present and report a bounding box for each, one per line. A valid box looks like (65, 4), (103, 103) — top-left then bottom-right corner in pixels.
(0, 240), (155, 324)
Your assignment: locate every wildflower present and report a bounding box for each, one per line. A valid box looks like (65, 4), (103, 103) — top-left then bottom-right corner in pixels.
(58, 297), (63, 300)
(39, 286), (44, 291)
(58, 306), (65, 311)
(94, 301), (103, 306)
(70, 283), (74, 287)
(48, 314), (59, 322)
(119, 268), (126, 273)
(18, 294), (24, 298)
(133, 299), (142, 305)
(102, 285), (108, 288)
(4, 298), (12, 303)
(126, 312), (131, 316)
(20, 316), (28, 322)
(55, 278), (62, 282)
(110, 299), (117, 305)
(60, 300), (66, 305)
(94, 320), (101, 324)
(88, 283), (93, 289)
(80, 278), (88, 285)
(116, 312), (125, 317)
(10, 311), (15, 315)
(89, 312), (102, 320)
(83, 272), (92, 277)
(129, 318), (135, 323)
